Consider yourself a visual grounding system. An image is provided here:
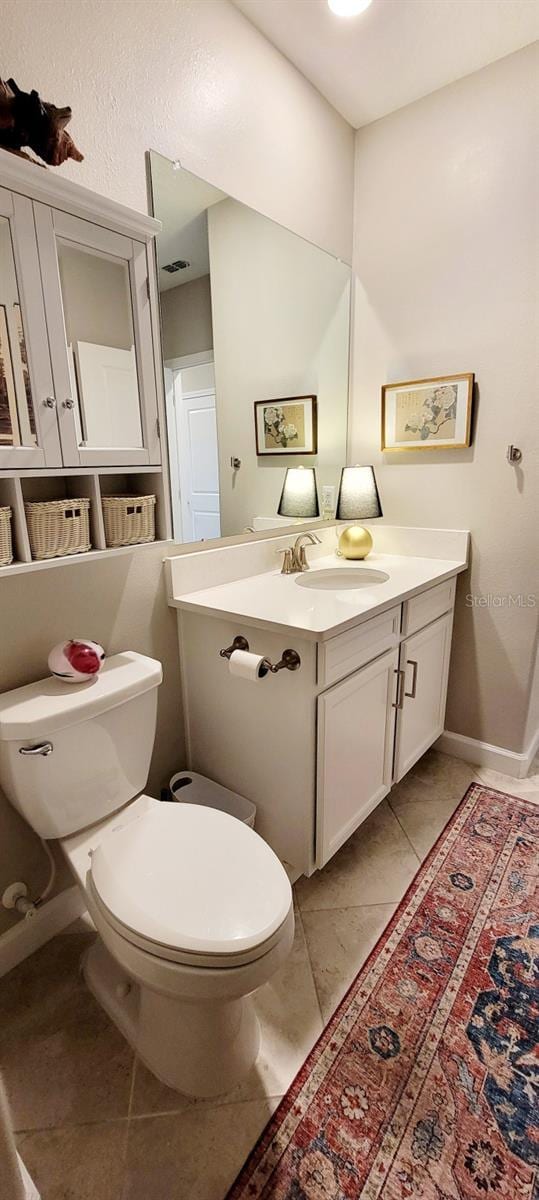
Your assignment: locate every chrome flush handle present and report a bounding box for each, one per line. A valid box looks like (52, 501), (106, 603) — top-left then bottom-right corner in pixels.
(19, 742), (53, 756)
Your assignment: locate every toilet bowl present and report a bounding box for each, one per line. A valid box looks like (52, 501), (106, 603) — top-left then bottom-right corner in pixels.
(68, 798), (294, 1096)
(0, 652), (293, 1098)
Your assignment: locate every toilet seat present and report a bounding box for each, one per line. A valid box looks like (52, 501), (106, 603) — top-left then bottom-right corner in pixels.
(89, 803), (292, 968)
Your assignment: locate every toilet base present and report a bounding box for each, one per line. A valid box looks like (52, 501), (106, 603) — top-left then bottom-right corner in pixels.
(83, 938), (261, 1098)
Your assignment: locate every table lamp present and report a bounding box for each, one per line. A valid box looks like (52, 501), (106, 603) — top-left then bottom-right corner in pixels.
(335, 465), (382, 559)
(278, 466), (320, 519)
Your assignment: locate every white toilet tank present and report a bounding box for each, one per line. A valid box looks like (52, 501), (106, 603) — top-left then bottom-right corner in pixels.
(0, 652), (162, 839)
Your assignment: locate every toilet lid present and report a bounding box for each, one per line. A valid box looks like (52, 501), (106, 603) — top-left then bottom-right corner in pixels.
(90, 804), (292, 957)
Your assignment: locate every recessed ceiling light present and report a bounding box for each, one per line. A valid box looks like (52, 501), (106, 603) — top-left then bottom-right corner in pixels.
(328, 0), (372, 16)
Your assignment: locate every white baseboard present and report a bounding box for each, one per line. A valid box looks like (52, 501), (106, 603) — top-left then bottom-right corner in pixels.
(0, 885), (86, 978)
(436, 728), (539, 779)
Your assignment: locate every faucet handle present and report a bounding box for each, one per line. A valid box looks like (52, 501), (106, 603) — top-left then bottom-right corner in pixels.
(278, 548), (295, 574)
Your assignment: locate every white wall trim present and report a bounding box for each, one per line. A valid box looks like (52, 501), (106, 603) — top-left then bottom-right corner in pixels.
(165, 351), (214, 371)
(0, 886), (86, 977)
(436, 728), (539, 780)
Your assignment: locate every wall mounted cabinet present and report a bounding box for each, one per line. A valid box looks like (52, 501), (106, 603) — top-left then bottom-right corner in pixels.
(0, 150), (170, 570)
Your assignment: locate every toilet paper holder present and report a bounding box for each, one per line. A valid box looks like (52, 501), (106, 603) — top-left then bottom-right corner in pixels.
(219, 636), (301, 673)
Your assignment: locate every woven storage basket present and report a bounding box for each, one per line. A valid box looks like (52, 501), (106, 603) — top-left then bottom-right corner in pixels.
(102, 494), (156, 547)
(25, 498), (91, 560)
(0, 506), (13, 566)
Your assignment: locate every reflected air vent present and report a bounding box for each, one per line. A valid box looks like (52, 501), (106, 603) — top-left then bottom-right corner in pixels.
(162, 259), (190, 274)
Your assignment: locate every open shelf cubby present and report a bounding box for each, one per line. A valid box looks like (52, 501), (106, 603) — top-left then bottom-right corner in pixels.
(0, 467), (170, 576)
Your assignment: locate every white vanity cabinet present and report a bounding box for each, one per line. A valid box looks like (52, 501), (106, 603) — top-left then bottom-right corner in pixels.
(315, 598), (454, 869)
(176, 572), (458, 879)
(316, 646), (398, 866)
(393, 610), (453, 784)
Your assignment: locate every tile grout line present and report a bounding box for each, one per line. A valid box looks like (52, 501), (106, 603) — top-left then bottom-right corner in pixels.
(297, 899), (399, 917)
(387, 796), (425, 865)
(127, 1053), (137, 1121)
(291, 902), (321, 1032)
(127, 1094), (286, 1123)
(15, 1116), (130, 1137)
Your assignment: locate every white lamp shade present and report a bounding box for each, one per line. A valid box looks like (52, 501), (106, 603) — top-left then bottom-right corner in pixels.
(336, 466), (382, 520)
(278, 467), (320, 518)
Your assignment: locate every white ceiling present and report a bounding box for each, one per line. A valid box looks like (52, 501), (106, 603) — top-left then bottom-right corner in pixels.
(233, 0), (539, 128)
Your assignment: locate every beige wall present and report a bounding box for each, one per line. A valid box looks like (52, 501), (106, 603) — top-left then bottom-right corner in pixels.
(351, 45), (539, 755)
(208, 198), (350, 533)
(0, 0), (354, 931)
(161, 275), (213, 362)
(0, 0), (354, 263)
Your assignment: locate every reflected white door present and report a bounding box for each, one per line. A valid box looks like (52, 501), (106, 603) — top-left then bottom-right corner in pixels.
(74, 341), (142, 447)
(175, 376), (221, 542)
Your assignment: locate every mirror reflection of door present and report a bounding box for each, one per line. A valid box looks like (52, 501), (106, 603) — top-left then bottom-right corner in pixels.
(165, 357), (220, 542)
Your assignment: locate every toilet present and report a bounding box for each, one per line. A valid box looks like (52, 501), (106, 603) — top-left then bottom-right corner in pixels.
(0, 651), (294, 1097)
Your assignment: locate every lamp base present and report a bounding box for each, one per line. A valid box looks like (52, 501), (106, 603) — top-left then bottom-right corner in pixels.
(338, 525), (373, 560)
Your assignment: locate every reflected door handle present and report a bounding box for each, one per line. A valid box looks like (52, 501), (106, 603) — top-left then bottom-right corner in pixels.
(62, 398), (75, 410)
(404, 659), (418, 699)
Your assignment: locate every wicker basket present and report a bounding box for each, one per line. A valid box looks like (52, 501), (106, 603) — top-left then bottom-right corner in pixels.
(0, 506), (13, 566)
(25, 498), (91, 561)
(102, 494), (156, 548)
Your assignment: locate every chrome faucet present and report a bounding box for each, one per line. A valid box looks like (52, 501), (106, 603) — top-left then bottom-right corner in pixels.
(279, 531), (321, 574)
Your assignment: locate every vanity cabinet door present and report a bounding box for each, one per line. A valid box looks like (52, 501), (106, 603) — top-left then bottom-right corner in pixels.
(393, 610), (453, 783)
(0, 188), (61, 468)
(316, 647), (398, 868)
(34, 205), (160, 468)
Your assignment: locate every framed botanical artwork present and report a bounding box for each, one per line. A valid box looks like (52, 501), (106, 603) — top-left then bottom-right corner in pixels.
(254, 395), (318, 456)
(381, 374), (474, 452)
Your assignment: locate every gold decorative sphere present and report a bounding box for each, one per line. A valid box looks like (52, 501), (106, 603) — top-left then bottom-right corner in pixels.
(338, 525), (373, 560)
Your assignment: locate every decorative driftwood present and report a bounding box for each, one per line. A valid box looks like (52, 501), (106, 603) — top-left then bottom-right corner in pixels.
(0, 77), (83, 167)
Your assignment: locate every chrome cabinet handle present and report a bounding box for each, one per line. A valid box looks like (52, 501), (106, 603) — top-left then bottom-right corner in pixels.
(392, 668), (405, 710)
(43, 397), (56, 409)
(404, 659), (419, 699)
(62, 398), (74, 410)
(19, 742), (53, 756)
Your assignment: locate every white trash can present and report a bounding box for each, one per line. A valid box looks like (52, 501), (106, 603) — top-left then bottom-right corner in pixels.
(169, 770), (256, 828)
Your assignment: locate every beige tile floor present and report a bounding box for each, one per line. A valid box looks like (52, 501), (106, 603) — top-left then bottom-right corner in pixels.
(6, 750), (538, 1199)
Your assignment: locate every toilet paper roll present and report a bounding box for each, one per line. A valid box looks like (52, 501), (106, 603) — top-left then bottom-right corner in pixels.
(229, 648), (269, 680)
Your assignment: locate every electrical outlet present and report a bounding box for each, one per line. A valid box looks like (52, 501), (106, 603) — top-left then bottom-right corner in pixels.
(321, 485), (336, 516)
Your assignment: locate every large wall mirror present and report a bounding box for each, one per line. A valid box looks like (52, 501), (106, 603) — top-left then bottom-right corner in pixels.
(149, 151), (351, 543)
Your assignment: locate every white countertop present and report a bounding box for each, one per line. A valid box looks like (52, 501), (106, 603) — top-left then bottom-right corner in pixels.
(170, 550), (467, 641)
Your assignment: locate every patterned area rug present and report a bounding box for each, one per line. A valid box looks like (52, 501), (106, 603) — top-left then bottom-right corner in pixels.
(227, 784), (538, 1199)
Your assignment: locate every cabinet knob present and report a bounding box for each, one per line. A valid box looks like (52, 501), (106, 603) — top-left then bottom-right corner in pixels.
(43, 396), (56, 409)
(62, 398), (75, 410)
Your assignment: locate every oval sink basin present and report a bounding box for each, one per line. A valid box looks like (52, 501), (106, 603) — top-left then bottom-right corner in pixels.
(295, 568), (389, 590)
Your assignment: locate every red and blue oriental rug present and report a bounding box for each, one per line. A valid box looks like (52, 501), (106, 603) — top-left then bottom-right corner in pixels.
(227, 783), (538, 1199)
